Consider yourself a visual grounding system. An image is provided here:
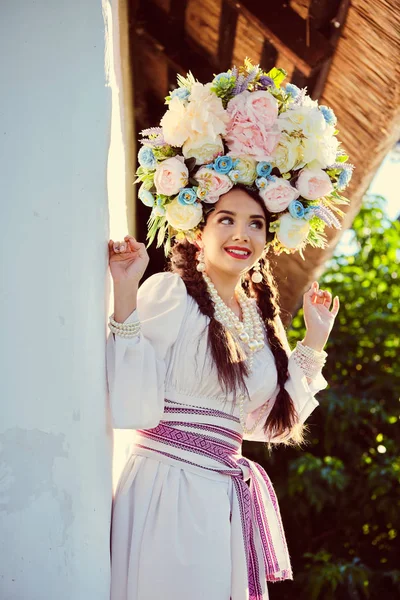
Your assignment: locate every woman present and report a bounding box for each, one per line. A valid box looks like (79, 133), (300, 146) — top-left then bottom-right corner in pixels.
(106, 184), (339, 600)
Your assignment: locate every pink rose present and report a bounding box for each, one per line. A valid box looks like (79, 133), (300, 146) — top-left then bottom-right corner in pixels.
(154, 156), (189, 196)
(259, 177), (300, 213)
(194, 167), (233, 203)
(225, 91), (281, 160)
(226, 122), (281, 161)
(246, 90), (278, 128)
(296, 167), (333, 200)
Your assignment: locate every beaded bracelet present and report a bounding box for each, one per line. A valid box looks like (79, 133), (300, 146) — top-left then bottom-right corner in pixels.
(108, 314), (141, 338)
(292, 341), (327, 380)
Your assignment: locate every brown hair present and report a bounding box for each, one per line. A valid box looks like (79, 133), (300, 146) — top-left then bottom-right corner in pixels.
(169, 185), (303, 444)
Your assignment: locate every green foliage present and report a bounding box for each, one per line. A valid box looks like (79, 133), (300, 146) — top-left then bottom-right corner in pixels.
(265, 66), (287, 87)
(245, 195), (400, 599)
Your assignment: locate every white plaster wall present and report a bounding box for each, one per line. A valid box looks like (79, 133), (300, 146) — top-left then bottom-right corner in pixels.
(0, 2), (119, 598)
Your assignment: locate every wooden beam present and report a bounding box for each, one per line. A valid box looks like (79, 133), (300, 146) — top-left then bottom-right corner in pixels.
(227, 0), (334, 76)
(288, 0), (350, 99)
(218, 0), (239, 71)
(137, 1), (218, 82)
(308, 0), (342, 34)
(311, 0), (351, 99)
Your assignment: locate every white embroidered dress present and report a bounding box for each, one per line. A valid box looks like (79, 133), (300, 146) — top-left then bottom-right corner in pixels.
(106, 272), (327, 600)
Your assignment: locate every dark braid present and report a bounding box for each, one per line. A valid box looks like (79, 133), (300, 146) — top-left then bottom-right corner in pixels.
(169, 239), (304, 444)
(244, 257), (303, 443)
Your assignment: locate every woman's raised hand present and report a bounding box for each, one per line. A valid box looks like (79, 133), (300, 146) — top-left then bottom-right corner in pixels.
(302, 281), (340, 351)
(108, 235), (149, 286)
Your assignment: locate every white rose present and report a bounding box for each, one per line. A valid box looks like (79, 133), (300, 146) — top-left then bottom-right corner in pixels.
(182, 134), (224, 165)
(154, 156), (189, 196)
(302, 95), (319, 109)
(302, 134), (339, 169)
(296, 167), (333, 200)
(186, 82), (228, 139)
(160, 97), (191, 146)
(278, 106), (310, 134)
(276, 213), (310, 249)
(271, 135), (302, 173)
(228, 155), (257, 185)
(165, 197), (203, 231)
(302, 107), (327, 137)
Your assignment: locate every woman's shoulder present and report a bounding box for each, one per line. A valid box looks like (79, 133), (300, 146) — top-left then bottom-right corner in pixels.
(137, 271), (188, 319)
(139, 271), (186, 297)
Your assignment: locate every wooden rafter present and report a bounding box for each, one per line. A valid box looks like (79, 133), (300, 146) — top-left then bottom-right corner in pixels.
(230, 0), (334, 76)
(218, 0), (239, 71)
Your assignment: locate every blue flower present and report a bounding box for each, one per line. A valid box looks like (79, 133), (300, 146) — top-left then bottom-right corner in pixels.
(212, 72), (236, 91)
(213, 72), (231, 84)
(256, 162), (272, 177)
(304, 207), (315, 221)
(178, 188), (197, 206)
(288, 200), (305, 219)
(319, 105), (337, 127)
(170, 87), (190, 102)
(213, 155), (233, 174)
(154, 197), (166, 216)
(255, 177), (268, 190)
(138, 146), (157, 170)
(138, 186), (155, 207)
(229, 170), (240, 182)
(338, 168), (352, 190)
(285, 83), (301, 99)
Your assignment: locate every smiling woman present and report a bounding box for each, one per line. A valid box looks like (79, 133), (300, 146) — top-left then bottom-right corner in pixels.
(107, 61), (342, 600)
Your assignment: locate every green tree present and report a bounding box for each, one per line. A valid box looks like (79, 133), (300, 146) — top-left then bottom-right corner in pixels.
(245, 196), (400, 599)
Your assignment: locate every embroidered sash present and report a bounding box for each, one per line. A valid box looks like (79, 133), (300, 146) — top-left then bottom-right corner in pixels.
(134, 399), (292, 598)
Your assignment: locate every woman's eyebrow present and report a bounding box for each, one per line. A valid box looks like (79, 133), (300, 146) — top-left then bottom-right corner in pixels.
(215, 210), (266, 220)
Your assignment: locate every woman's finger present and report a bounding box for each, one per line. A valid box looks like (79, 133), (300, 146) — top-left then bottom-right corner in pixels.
(322, 290), (332, 310)
(311, 286), (325, 304)
(114, 240), (132, 253)
(304, 281), (317, 301)
(126, 237), (143, 252)
(331, 296), (340, 317)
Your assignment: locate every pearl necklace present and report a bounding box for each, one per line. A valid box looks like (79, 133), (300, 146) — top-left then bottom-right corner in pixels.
(202, 273), (265, 367)
(202, 272), (268, 434)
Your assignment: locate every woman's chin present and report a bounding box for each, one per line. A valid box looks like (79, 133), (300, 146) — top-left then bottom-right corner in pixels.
(221, 257), (252, 277)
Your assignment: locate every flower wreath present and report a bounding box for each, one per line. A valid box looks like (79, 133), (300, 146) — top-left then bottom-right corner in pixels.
(135, 58), (354, 258)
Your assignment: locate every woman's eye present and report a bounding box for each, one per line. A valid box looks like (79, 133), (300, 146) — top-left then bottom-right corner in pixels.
(250, 220), (264, 229)
(218, 217), (264, 229)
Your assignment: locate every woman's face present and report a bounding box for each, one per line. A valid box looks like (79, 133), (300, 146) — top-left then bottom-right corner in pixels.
(199, 188), (267, 279)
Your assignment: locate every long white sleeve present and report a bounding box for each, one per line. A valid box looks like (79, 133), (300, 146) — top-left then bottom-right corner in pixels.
(106, 272), (187, 430)
(244, 316), (328, 442)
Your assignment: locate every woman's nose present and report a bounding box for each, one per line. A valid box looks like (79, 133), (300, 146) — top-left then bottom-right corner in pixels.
(232, 227), (249, 242)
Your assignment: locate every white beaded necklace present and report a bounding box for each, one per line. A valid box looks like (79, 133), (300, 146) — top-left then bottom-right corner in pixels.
(202, 272), (265, 367)
(202, 272), (269, 435)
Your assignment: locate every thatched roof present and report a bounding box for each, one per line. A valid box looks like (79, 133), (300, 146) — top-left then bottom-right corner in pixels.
(122, 0), (400, 321)
(274, 0), (400, 320)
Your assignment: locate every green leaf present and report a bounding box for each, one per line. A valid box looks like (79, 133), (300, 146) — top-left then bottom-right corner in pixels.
(265, 67), (287, 87)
